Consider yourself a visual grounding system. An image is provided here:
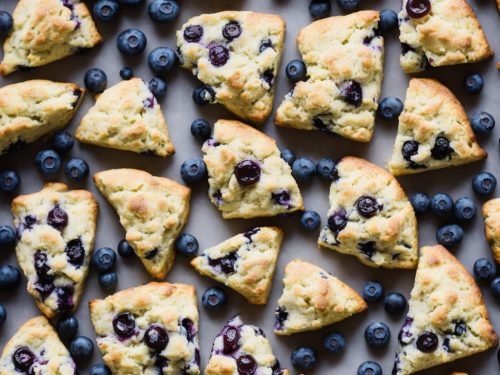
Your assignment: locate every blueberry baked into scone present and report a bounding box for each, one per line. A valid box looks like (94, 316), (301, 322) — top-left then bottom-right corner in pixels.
(76, 78), (175, 158)
(12, 183), (98, 318)
(274, 259), (367, 335)
(275, 11), (384, 142)
(0, 316), (77, 375)
(206, 315), (289, 375)
(392, 245), (498, 375)
(318, 157), (418, 269)
(387, 78), (486, 176)
(202, 119), (303, 219)
(89, 282), (200, 375)
(483, 198), (500, 264)
(0, 80), (84, 155)
(399, 0), (492, 73)
(94, 169), (191, 279)
(0, 0), (101, 76)
(191, 226), (283, 304)
(176, 11), (285, 124)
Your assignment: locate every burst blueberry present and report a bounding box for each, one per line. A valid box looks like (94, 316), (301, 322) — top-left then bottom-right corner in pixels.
(223, 21), (242, 41)
(202, 287), (227, 311)
(280, 148), (296, 166)
(84, 68), (107, 94)
(149, 77), (167, 98)
(89, 364), (112, 375)
(120, 66), (133, 80)
(64, 158), (89, 182)
(0, 11), (13, 36)
(291, 346), (317, 370)
(472, 172), (496, 195)
(378, 97), (403, 120)
(436, 224), (463, 247)
(363, 281), (384, 303)
(175, 233), (199, 258)
(339, 80), (362, 106)
(300, 210), (321, 231)
(184, 24), (203, 43)
(93, 0), (120, 22)
(209, 44), (230, 66)
(148, 0), (179, 23)
(13, 347), (35, 371)
(292, 157), (316, 182)
(431, 192), (453, 216)
(473, 258), (497, 282)
(117, 28), (147, 55)
(357, 361), (382, 375)
(0, 225), (15, 250)
(53, 131), (74, 154)
(180, 158), (207, 185)
(463, 73), (483, 94)
(430, 135), (452, 160)
(117, 239), (135, 258)
(0, 169), (20, 193)
(57, 314), (79, 342)
(384, 292), (407, 314)
(92, 247), (117, 273)
(69, 336), (94, 362)
(148, 47), (177, 74)
(337, 0), (360, 12)
(379, 9), (398, 31)
(453, 197), (476, 222)
(191, 119), (212, 141)
(323, 332), (346, 354)
(364, 321), (391, 348)
(99, 272), (118, 290)
(285, 60), (307, 82)
(192, 85), (215, 105)
(234, 160), (261, 186)
(471, 111), (495, 135)
(410, 192), (430, 214)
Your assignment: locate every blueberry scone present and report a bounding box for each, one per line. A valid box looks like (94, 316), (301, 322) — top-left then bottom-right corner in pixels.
(0, 80), (84, 155)
(191, 226), (283, 304)
(177, 11), (285, 124)
(94, 169), (191, 279)
(392, 245), (498, 375)
(89, 282), (200, 375)
(202, 119), (303, 219)
(483, 198), (500, 264)
(387, 79), (486, 176)
(317, 157), (418, 269)
(0, 0), (101, 76)
(76, 78), (175, 157)
(12, 183), (98, 318)
(0, 316), (77, 375)
(275, 11), (384, 142)
(273, 259), (367, 335)
(206, 315), (288, 375)
(399, 0), (492, 73)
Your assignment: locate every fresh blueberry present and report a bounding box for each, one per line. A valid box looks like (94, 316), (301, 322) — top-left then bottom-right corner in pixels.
(84, 68), (107, 94)
(64, 158), (89, 182)
(119, 0), (144, 5)
(436, 224), (464, 247)
(357, 361), (382, 375)
(308, 0), (331, 19)
(120, 66), (133, 80)
(363, 281), (384, 303)
(93, 0), (119, 22)
(323, 332), (346, 354)
(491, 277), (500, 300)
(190, 119), (212, 141)
(69, 336), (94, 362)
(180, 158), (207, 185)
(92, 247), (117, 273)
(472, 172), (497, 196)
(384, 292), (407, 314)
(378, 97), (404, 120)
(175, 233), (199, 258)
(453, 197), (476, 222)
(430, 193), (453, 216)
(0, 225), (15, 250)
(473, 258), (497, 282)
(291, 346), (317, 370)
(0, 265), (21, 292)
(280, 148), (296, 166)
(192, 85), (215, 105)
(57, 314), (79, 342)
(379, 9), (398, 31)
(364, 321), (391, 348)
(148, 77), (167, 99)
(0, 170), (21, 193)
(0, 11), (13, 36)
(0, 304), (5, 325)
(148, 47), (177, 74)
(463, 73), (484, 94)
(285, 60), (307, 83)
(292, 157), (316, 182)
(89, 364), (112, 375)
(300, 210), (321, 231)
(337, 0), (360, 12)
(117, 29), (147, 55)
(117, 239), (135, 258)
(53, 131), (74, 154)
(35, 150), (61, 175)
(202, 287), (227, 311)
(316, 158), (338, 181)
(410, 192), (430, 214)
(99, 272), (118, 290)
(471, 112), (495, 135)
(148, 0), (179, 22)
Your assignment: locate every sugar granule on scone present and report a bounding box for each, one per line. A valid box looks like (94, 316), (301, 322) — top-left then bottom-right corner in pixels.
(483, 198), (500, 264)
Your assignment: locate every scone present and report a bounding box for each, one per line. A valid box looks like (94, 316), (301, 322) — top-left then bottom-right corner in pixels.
(0, 80), (84, 155)
(392, 245), (498, 375)
(275, 11), (384, 142)
(202, 119), (303, 219)
(0, 0), (101, 75)
(76, 78), (175, 157)
(318, 157), (418, 269)
(0, 316), (77, 375)
(89, 282), (200, 375)
(12, 183), (98, 318)
(206, 315), (289, 375)
(177, 11), (285, 124)
(483, 198), (500, 264)
(399, 0), (492, 73)
(387, 78), (486, 176)
(94, 169), (191, 279)
(273, 259), (367, 335)
(191, 226), (283, 304)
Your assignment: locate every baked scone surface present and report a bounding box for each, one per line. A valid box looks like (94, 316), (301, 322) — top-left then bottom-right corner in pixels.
(483, 198), (500, 264)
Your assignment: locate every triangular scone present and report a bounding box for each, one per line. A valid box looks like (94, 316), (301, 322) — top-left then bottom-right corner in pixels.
(399, 0), (492, 73)
(273, 259), (367, 335)
(0, 316), (77, 374)
(275, 11), (384, 142)
(94, 169), (190, 279)
(387, 79), (486, 176)
(202, 120), (303, 219)
(177, 11), (285, 124)
(12, 183), (98, 318)
(191, 226), (283, 304)
(392, 245), (498, 375)
(0, 0), (101, 76)
(89, 282), (200, 375)
(483, 198), (500, 264)
(76, 78), (175, 157)
(318, 157), (418, 269)
(206, 315), (289, 375)
(0, 80), (84, 155)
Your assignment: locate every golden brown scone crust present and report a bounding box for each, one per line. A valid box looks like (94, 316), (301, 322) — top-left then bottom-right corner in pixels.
(483, 198), (500, 264)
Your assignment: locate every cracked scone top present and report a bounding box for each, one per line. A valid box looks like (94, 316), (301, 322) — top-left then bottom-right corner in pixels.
(202, 119), (303, 219)
(12, 183), (98, 318)
(89, 282), (200, 375)
(0, 0), (101, 75)
(387, 79), (486, 176)
(483, 198), (500, 264)
(177, 11), (285, 124)
(0, 316), (76, 375)
(318, 157), (418, 269)
(191, 226), (283, 304)
(274, 259), (367, 335)
(94, 169), (191, 279)
(275, 11), (384, 142)
(206, 315), (289, 375)
(0, 80), (84, 155)
(392, 245), (498, 375)
(76, 78), (175, 157)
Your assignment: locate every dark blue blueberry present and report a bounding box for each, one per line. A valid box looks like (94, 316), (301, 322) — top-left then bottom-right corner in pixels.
(148, 47), (177, 74)
(340, 80), (362, 106)
(0, 169), (21, 193)
(236, 354), (256, 375)
(453, 197), (477, 222)
(323, 332), (346, 354)
(148, 0), (179, 23)
(471, 112), (495, 135)
(34, 250), (51, 279)
(453, 320), (466, 336)
(365, 321), (391, 348)
(34, 278), (54, 299)
(113, 312), (136, 338)
(401, 140), (421, 167)
(472, 172), (496, 196)
(93, 0), (119, 22)
(12, 347), (35, 371)
(223, 21), (242, 41)
(337, 0), (360, 12)
(148, 76), (167, 98)
(431, 192), (453, 216)
(65, 238), (85, 267)
(285, 60), (307, 82)
(0, 11), (13, 37)
(259, 39), (273, 53)
(274, 307), (288, 330)
(53, 131), (74, 154)
(144, 249), (158, 259)
(291, 346), (317, 370)
(208, 251), (238, 274)
(55, 285), (74, 312)
(416, 331), (438, 352)
(69, 336), (94, 362)
(357, 361), (382, 375)
(0, 264), (21, 292)
(406, 0), (431, 18)
(292, 157), (316, 182)
(327, 209), (348, 235)
(409, 192), (430, 214)
(316, 158), (338, 181)
(436, 224), (463, 247)
(175, 233), (199, 258)
(99, 272), (118, 290)
(431, 135), (453, 160)
(379, 9), (398, 31)
(144, 325), (169, 351)
(47, 206), (68, 229)
(64, 158), (89, 182)
(192, 85), (215, 105)
(300, 210), (321, 231)
(243, 228), (260, 241)
(191, 119), (212, 141)
(119, 0), (144, 5)
(84, 68), (107, 94)
(209, 44), (230, 66)
(378, 97), (403, 120)
(180, 318), (195, 342)
(261, 69), (274, 87)
(491, 277), (500, 300)
(280, 148), (296, 166)
(0, 225), (16, 250)
(117, 239), (135, 258)
(234, 160), (261, 186)
(184, 24), (203, 43)
(308, 0), (331, 19)
(201, 287), (227, 311)
(180, 158), (207, 185)
(272, 190), (292, 207)
(473, 258), (497, 282)
(384, 292), (407, 314)
(57, 314), (79, 342)
(120, 66), (133, 80)
(92, 247), (117, 273)
(356, 195), (380, 218)
(221, 325), (240, 354)
(463, 73), (483, 94)
(117, 29), (147, 55)
(89, 364), (112, 375)
(363, 281), (384, 303)
(0, 304), (5, 325)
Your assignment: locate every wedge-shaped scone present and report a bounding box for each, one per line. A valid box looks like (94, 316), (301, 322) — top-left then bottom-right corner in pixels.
(399, 0), (492, 73)
(275, 11), (384, 142)
(191, 226), (283, 304)
(76, 78), (175, 157)
(89, 282), (200, 375)
(273, 259), (367, 335)
(94, 169), (190, 279)
(483, 198), (500, 264)
(12, 183), (98, 318)
(392, 245), (498, 375)
(387, 79), (486, 176)
(177, 11), (285, 124)
(0, 80), (84, 155)
(0, 0), (101, 75)
(0, 316), (77, 374)
(318, 157), (418, 269)
(202, 119), (303, 219)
